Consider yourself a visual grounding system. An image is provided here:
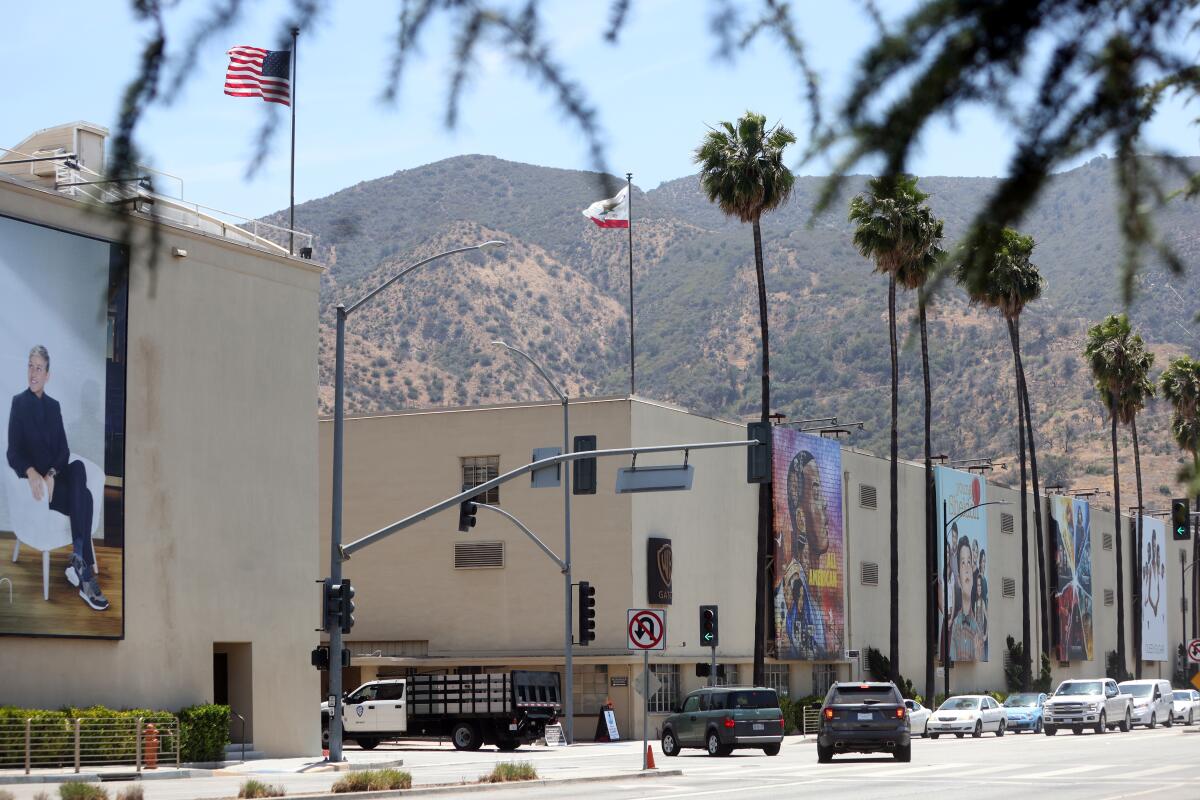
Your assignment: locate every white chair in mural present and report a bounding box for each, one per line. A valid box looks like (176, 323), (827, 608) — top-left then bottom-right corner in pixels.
(2, 454), (103, 600)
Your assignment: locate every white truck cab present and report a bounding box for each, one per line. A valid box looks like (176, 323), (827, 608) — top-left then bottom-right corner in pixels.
(1042, 678), (1132, 735)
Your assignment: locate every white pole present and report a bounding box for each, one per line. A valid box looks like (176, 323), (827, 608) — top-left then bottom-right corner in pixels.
(642, 649), (649, 769)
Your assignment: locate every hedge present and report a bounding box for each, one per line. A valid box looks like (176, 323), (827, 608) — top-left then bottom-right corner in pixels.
(0, 704), (228, 768)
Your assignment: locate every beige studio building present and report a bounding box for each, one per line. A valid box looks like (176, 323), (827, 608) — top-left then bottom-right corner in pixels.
(321, 395), (1194, 742)
(0, 122), (322, 757)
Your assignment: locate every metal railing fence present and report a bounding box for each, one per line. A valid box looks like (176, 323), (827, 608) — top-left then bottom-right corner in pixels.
(801, 706), (821, 736)
(0, 717), (180, 774)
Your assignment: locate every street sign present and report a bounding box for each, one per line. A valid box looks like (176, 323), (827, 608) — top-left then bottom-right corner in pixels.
(1192, 672), (1200, 694)
(634, 669), (664, 696)
(1188, 638), (1200, 665)
(627, 608), (666, 651)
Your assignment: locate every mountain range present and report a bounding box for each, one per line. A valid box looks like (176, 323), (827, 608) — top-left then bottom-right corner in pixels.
(265, 154), (1200, 507)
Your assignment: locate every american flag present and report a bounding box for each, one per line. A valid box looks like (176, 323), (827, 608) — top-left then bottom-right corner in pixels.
(224, 46), (291, 106)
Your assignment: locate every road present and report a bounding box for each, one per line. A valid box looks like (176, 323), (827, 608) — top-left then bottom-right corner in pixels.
(2, 727), (1198, 799)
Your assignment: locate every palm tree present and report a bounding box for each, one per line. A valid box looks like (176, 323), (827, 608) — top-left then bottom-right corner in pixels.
(1160, 356), (1200, 640)
(955, 227), (1043, 688)
(1085, 315), (1150, 678)
(849, 173), (933, 682)
(895, 203), (945, 702)
(695, 111), (796, 686)
(1090, 316), (1154, 675)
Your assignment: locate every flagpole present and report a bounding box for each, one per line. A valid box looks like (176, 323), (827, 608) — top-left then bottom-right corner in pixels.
(626, 172), (635, 396)
(289, 26), (298, 255)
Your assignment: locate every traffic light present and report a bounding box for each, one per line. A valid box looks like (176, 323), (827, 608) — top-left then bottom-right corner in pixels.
(322, 578), (341, 632)
(700, 605), (719, 647)
(311, 645), (330, 670)
(747, 422), (771, 483)
(578, 581), (597, 644)
(1173, 498), (1192, 541)
(339, 579), (356, 635)
(458, 484), (479, 532)
(573, 435), (597, 495)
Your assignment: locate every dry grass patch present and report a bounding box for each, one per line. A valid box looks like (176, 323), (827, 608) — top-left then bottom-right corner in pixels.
(115, 786), (144, 800)
(330, 768), (412, 793)
(237, 779), (285, 798)
(480, 761), (538, 783)
(59, 783), (107, 800)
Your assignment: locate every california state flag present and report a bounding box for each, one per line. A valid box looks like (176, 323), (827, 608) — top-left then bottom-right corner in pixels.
(582, 186), (629, 228)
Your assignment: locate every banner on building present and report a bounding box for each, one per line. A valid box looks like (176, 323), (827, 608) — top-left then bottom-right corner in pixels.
(1140, 514), (1168, 661)
(647, 537), (672, 605)
(771, 429), (844, 660)
(936, 467), (988, 662)
(1049, 496), (1093, 662)
(0, 214), (127, 639)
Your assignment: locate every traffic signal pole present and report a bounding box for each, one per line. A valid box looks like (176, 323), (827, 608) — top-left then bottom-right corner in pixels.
(328, 305), (347, 762)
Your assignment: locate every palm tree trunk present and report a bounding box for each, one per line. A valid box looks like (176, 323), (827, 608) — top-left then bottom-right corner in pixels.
(1014, 324), (1050, 663)
(1007, 318), (1032, 688)
(1111, 397), (1126, 677)
(751, 217), (770, 687)
(919, 295), (936, 703)
(887, 274), (900, 682)
(1132, 415), (1144, 678)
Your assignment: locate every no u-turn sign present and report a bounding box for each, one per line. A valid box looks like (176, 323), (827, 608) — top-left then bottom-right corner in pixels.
(627, 608), (666, 651)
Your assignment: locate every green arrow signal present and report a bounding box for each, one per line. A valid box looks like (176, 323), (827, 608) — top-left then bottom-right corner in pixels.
(1180, 526), (1188, 536)
(703, 632), (713, 642)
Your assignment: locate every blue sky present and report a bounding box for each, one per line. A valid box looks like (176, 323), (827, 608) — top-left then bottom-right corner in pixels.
(2, 1), (1196, 220)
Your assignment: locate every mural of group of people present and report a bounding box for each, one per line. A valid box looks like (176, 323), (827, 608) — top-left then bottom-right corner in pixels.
(1050, 496), (1094, 662)
(936, 467), (989, 663)
(771, 429), (845, 661)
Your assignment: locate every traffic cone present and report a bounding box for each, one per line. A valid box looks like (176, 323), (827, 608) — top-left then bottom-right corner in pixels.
(645, 744), (656, 770)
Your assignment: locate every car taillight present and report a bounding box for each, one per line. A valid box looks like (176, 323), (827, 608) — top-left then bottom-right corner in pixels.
(896, 707), (906, 719)
(724, 717), (736, 728)
(823, 708), (834, 720)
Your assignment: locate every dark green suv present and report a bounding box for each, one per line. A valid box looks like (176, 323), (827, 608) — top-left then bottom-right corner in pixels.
(660, 686), (786, 757)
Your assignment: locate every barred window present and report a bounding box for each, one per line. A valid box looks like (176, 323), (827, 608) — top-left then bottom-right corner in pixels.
(573, 665), (609, 714)
(812, 664), (838, 697)
(462, 455), (500, 503)
(647, 664), (681, 713)
(764, 664), (790, 698)
(713, 665), (740, 687)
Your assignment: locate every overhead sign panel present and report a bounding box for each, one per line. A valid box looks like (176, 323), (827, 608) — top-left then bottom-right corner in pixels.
(615, 464), (693, 494)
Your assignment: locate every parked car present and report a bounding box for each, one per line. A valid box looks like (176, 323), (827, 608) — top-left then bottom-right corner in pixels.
(659, 686), (785, 757)
(817, 681), (910, 763)
(1043, 679), (1132, 735)
(1119, 680), (1174, 729)
(1001, 692), (1047, 734)
(904, 699), (931, 737)
(1171, 689), (1200, 725)
(927, 695), (1006, 739)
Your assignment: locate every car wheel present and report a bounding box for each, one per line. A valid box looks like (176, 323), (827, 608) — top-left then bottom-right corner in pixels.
(1149, 712), (1157, 730)
(894, 744), (911, 763)
(1094, 711), (1106, 735)
(1189, 710), (1194, 726)
(661, 730), (680, 757)
(1034, 719), (1043, 734)
(1044, 725), (1057, 736)
(321, 725), (330, 747)
(972, 720), (983, 738)
(451, 722), (481, 751)
(763, 743), (781, 756)
(929, 733), (939, 740)
(817, 744), (833, 763)
(996, 720), (1006, 737)
(1120, 709), (1132, 733)
(356, 737), (379, 750)
(706, 730), (729, 757)
(1165, 712), (1174, 728)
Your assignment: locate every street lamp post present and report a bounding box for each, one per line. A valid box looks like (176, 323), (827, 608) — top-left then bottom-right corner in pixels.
(493, 340), (575, 745)
(326, 240), (505, 762)
(1181, 554), (1199, 653)
(941, 499), (1011, 700)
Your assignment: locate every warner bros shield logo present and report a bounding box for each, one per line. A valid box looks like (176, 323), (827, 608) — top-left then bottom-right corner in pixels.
(649, 537), (673, 604)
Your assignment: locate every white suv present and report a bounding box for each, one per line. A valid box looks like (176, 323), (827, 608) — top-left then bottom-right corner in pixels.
(1043, 679), (1132, 735)
(1119, 679), (1174, 728)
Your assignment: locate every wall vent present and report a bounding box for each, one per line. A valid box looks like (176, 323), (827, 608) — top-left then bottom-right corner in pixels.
(1001, 577), (1016, 598)
(1102, 533), (1113, 551)
(1001, 513), (1015, 534)
(859, 484), (878, 509)
(860, 561), (880, 586)
(454, 541), (505, 569)
(1103, 589), (1114, 606)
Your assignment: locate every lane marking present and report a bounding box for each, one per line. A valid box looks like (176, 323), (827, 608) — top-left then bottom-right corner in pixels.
(1114, 763), (1195, 780)
(1018, 763), (1111, 780)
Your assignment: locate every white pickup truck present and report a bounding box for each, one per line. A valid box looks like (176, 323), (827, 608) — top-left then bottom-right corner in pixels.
(1042, 678), (1132, 735)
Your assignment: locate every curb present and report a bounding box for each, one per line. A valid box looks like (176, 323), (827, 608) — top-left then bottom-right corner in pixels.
(0, 769), (205, 786)
(264, 769), (683, 800)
